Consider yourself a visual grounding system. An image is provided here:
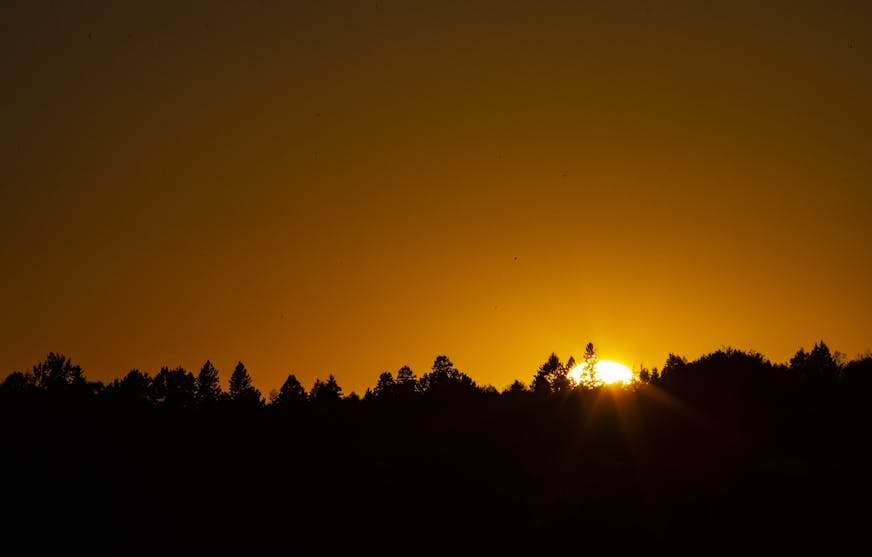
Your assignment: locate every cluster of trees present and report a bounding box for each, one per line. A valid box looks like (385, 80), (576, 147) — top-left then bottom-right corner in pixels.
(2, 340), (871, 411)
(3, 340), (871, 552)
(0, 352), (481, 410)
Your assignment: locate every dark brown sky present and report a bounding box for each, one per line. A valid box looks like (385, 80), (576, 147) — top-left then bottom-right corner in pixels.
(2, 0), (871, 396)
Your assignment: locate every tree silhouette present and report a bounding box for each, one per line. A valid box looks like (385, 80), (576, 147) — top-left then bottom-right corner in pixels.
(270, 374), (308, 407)
(503, 379), (527, 394)
(565, 355), (576, 374)
(659, 352), (688, 382)
(395, 365), (419, 397)
(32, 352), (86, 391)
(152, 366), (196, 409)
(790, 341), (840, 385)
(842, 354), (872, 397)
(310, 374), (343, 404)
(419, 355), (476, 397)
(553, 356), (573, 394)
(1, 370), (35, 394)
(196, 360), (223, 405)
(429, 355), (457, 379)
(789, 347), (808, 371)
(532, 353), (563, 394)
(104, 369), (153, 407)
(638, 364), (651, 383)
(229, 361), (263, 408)
(371, 371), (397, 399)
(578, 342), (599, 388)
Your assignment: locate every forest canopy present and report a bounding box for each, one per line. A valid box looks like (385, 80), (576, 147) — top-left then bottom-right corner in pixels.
(3, 340), (871, 553)
(2, 341), (870, 409)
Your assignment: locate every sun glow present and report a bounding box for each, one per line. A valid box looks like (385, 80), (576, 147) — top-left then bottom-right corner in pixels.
(595, 360), (634, 384)
(570, 360), (635, 386)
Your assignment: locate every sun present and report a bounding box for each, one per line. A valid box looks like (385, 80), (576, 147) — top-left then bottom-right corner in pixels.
(595, 360), (634, 384)
(570, 360), (634, 386)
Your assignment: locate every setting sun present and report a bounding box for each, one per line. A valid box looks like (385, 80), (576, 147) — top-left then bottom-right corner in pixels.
(570, 360), (635, 386)
(596, 360), (634, 384)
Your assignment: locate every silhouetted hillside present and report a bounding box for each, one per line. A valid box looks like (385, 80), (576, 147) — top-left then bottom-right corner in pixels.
(2, 344), (871, 553)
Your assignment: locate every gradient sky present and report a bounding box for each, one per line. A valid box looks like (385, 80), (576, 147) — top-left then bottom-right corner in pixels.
(2, 0), (871, 397)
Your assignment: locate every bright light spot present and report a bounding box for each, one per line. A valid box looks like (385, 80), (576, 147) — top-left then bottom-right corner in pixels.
(569, 360), (634, 386)
(596, 360), (634, 384)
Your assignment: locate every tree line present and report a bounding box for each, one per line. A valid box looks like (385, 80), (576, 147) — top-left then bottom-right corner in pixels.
(2, 340), (870, 410)
(2, 340), (871, 553)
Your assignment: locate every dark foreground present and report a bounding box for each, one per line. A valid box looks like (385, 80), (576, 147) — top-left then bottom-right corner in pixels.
(4, 382), (871, 555)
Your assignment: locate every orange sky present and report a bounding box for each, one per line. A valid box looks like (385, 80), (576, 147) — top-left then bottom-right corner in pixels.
(2, 1), (870, 397)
